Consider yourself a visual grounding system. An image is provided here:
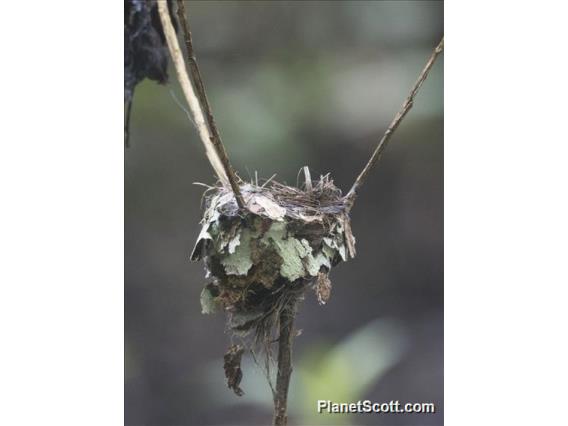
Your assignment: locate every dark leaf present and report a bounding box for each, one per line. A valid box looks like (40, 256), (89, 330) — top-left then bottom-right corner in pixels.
(223, 344), (245, 396)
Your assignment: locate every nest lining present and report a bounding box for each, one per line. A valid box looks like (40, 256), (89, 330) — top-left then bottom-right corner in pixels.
(191, 174), (356, 337)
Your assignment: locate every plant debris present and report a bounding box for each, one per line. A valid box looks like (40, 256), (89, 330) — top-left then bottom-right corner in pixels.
(223, 344), (245, 396)
(192, 172), (356, 368)
(124, 0), (176, 146)
(315, 271), (332, 305)
(124, 0), (176, 103)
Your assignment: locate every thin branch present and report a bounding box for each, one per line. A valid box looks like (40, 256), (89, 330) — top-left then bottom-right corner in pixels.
(124, 97), (134, 148)
(176, 0), (245, 209)
(345, 37), (444, 207)
(273, 296), (298, 426)
(156, 2), (231, 190)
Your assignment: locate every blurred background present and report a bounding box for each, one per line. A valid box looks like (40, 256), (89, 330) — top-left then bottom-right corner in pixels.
(125, 1), (443, 425)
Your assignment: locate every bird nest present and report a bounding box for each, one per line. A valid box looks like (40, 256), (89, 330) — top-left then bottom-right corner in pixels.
(191, 173), (356, 345)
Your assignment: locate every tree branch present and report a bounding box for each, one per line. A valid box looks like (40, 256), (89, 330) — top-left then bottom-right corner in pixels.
(273, 296), (298, 426)
(176, 1), (245, 208)
(345, 37), (444, 207)
(124, 96), (133, 148)
(158, 1), (244, 206)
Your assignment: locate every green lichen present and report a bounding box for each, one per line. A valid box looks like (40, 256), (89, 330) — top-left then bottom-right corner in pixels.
(220, 227), (254, 276)
(305, 251), (332, 276)
(202, 216), (347, 285)
(200, 285), (219, 314)
(261, 222), (310, 281)
(191, 179), (356, 318)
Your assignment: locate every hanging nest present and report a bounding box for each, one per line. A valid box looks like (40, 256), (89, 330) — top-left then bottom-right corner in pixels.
(191, 172), (356, 349)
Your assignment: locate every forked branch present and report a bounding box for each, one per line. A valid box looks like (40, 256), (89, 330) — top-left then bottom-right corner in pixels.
(346, 37), (444, 207)
(176, 1), (245, 208)
(157, 1), (244, 208)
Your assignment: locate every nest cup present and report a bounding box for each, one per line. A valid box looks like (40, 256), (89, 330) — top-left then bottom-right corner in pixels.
(192, 172), (356, 337)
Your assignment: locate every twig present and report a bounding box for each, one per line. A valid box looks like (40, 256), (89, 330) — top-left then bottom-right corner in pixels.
(261, 174), (277, 188)
(176, 0), (245, 209)
(156, 2), (231, 190)
(124, 97), (133, 148)
(345, 37), (444, 207)
(273, 296), (298, 426)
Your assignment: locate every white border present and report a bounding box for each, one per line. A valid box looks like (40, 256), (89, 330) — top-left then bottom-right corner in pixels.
(446, 1), (568, 424)
(1, 1), (567, 425)
(0, 2), (123, 425)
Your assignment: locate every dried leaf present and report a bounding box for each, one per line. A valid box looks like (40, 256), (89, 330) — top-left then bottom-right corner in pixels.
(223, 344), (245, 396)
(298, 213), (323, 223)
(190, 224), (212, 261)
(247, 194), (286, 221)
(315, 272), (332, 305)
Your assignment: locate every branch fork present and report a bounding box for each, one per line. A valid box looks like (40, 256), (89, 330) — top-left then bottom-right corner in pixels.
(157, 1), (245, 208)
